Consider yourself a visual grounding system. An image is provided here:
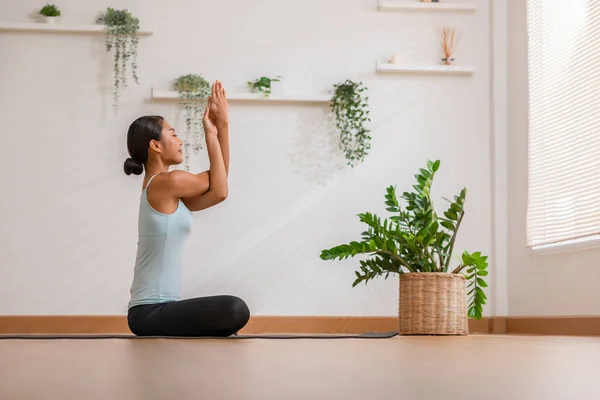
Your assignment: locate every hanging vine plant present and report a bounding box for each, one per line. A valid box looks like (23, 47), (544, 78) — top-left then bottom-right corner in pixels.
(173, 74), (211, 170)
(330, 79), (371, 167)
(96, 7), (140, 111)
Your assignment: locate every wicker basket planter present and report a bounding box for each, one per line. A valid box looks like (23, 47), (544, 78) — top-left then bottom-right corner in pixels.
(399, 272), (468, 335)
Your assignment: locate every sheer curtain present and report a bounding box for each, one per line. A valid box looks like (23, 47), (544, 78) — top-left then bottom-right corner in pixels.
(527, 0), (600, 248)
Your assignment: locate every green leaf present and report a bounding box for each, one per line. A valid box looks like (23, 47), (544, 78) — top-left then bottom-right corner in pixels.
(388, 240), (397, 253)
(476, 287), (487, 300)
(374, 236), (383, 248)
(351, 241), (362, 251)
(468, 307), (483, 320)
(476, 278), (488, 287)
(441, 221), (455, 230)
(444, 211), (458, 221)
(461, 251), (473, 264)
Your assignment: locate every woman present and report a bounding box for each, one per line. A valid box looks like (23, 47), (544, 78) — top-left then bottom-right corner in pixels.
(123, 81), (250, 337)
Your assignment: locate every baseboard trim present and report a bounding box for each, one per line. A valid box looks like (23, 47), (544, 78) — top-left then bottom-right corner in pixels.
(505, 316), (600, 336)
(0, 316), (598, 336)
(0, 315), (491, 335)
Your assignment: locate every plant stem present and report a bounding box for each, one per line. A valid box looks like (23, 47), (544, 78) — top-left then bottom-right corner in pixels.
(451, 264), (466, 274)
(444, 211), (464, 272)
(375, 250), (416, 273)
(422, 248), (437, 272)
(437, 250), (444, 272)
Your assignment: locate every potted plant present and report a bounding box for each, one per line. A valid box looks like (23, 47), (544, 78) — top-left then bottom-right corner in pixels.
(40, 4), (61, 24)
(247, 75), (283, 96)
(319, 159), (488, 335)
(330, 79), (371, 167)
(96, 7), (140, 111)
(173, 74), (211, 171)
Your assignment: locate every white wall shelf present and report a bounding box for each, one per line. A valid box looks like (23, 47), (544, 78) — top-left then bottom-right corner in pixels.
(377, 1), (477, 12)
(151, 89), (332, 104)
(0, 22), (153, 35)
(376, 62), (476, 76)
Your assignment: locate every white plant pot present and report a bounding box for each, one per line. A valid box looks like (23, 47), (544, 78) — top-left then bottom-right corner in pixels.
(270, 80), (285, 96)
(389, 54), (401, 65)
(45, 16), (56, 24)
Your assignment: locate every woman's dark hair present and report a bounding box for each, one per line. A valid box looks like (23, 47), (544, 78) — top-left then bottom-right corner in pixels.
(124, 115), (164, 175)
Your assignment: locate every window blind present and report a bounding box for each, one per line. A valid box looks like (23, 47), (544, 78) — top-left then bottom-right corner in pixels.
(526, 0), (600, 248)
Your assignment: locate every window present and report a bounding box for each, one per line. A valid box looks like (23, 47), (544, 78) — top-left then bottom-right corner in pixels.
(527, 0), (600, 249)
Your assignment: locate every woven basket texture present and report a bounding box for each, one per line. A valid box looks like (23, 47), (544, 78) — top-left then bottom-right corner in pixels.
(399, 273), (468, 335)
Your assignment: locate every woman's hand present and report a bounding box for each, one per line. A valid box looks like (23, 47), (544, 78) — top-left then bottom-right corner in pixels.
(203, 98), (218, 138)
(208, 80), (229, 125)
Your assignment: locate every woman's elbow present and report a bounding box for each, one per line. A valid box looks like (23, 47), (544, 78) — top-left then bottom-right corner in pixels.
(220, 190), (228, 203)
(215, 188), (228, 203)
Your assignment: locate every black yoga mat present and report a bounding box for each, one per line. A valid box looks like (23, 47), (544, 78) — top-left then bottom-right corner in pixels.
(0, 332), (398, 340)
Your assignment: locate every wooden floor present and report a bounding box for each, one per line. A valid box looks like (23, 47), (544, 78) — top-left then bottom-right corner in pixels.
(1, 334), (599, 399)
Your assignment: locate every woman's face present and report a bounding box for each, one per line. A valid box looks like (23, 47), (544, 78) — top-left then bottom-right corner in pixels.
(158, 120), (183, 165)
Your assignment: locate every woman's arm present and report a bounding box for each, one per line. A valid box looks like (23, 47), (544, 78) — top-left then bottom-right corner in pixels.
(209, 80), (230, 175)
(182, 92), (228, 211)
(217, 119), (229, 176)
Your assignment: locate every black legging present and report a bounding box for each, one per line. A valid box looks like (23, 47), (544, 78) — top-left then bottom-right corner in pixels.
(127, 295), (250, 337)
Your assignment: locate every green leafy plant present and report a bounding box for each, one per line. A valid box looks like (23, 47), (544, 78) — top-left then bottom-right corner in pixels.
(330, 79), (371, 167)
(96, 8), (140, 111)
(247, 76), (282, 96)
(173, 74), (211, 170)
(40, 4), (61, 17)
(319, 159), (489, 319)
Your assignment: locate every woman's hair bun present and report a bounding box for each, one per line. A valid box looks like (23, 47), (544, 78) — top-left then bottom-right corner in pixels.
(124, 157), (144, 176)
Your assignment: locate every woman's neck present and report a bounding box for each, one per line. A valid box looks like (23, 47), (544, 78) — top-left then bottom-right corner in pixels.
(145, 158), (169, 177)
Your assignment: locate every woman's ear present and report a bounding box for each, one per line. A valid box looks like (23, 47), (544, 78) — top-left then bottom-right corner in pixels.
(149, 139), (162, 154)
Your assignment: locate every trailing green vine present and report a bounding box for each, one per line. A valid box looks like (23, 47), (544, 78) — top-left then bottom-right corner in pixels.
(96, 8), (140, 111)
(173, 74), (211, 170)
(330, 80), (371, 167)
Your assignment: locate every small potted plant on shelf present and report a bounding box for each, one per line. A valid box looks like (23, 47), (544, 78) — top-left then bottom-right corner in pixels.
(319, 159), (489, 335)
(329, 79), (371, 167)
(247, 75), (283, 96)
(40, 4), (61, 24)
(173, 74), (211, 171)
(96, 7), (141, 112)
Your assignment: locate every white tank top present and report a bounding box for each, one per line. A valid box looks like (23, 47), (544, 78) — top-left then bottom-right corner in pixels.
(128, 174), (194, 309)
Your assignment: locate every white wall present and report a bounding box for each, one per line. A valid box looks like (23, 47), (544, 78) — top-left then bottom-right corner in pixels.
(0, 0), (494, 316)
(507, 1), (600, 316)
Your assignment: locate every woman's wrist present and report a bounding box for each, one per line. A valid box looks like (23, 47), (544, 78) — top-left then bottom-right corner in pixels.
(216, 119), (229, 129)
(205, 128), (219, 140)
